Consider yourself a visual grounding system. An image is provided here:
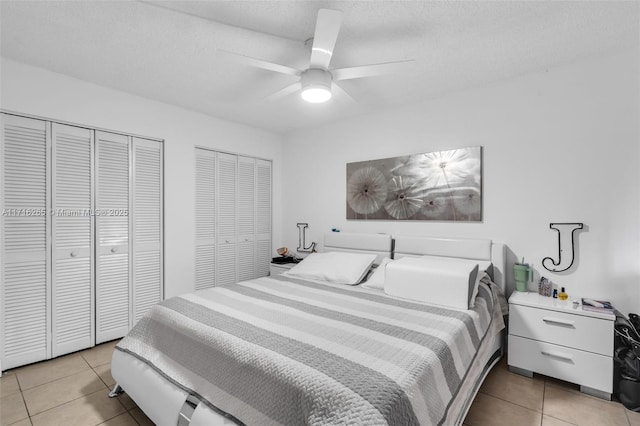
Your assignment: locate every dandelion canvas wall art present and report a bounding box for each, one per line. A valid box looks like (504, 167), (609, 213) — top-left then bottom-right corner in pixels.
(346, 147), (482, 221)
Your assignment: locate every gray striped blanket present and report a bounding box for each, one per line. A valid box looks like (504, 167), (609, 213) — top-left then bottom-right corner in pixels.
(116, 274), (500, 426)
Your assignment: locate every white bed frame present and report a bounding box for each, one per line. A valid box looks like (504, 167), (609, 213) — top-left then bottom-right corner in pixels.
(111, 233), (505, 426)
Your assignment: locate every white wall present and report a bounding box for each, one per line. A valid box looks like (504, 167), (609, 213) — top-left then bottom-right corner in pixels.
(0, 58), (284, 298)
(282, 49), (640, 316)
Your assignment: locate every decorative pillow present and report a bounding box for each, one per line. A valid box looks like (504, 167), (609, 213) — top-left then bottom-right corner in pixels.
(384, 257), (483, 310)
(284, 252), (377, 285)
(361, 257), (393, 290)
(401, 255), (493, 307)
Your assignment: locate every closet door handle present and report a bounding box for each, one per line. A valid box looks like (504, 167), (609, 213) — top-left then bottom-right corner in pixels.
(70, 251), (78, 258)
(111, 247), (117, 253)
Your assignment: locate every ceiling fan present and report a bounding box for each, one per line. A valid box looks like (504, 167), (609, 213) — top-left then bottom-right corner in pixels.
(218, 9), (415, 104)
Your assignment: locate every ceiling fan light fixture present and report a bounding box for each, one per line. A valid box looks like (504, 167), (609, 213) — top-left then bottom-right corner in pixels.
(300, 69), (332, 103)
(301, 86), (332, 103)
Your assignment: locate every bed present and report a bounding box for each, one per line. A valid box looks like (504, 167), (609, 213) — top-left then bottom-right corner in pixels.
(110, 233), (506, 426)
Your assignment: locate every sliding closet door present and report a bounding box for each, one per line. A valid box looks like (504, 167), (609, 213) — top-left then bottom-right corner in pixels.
(216, 153), (237, 286)
(95, 131), (130, 343)
(195, 148), (216, 290)
(132, 138), (163, 323)
(255, 159), (272, 278)
(0, 114), (51, 370)
(51, 123), (94, 357)
(237, 156), (255, 282)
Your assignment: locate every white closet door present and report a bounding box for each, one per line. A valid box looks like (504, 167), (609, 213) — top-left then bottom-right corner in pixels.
(216, 153), (237, 286)
(237, 156), (255, 282)
(0, 114), (51, 370)
(255, 159), (272, 278)
(95, 131), (130, 343)
(195, 148), (215, 290)
(132, 138), (163, 323)
(51, 123), (94, 357)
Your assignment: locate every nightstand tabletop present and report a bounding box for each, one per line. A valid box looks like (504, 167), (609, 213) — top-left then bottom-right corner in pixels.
(509, 291), (615, 321)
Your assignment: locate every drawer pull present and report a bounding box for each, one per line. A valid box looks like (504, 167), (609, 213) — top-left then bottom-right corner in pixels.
(541, 350), (574, 362)
(542, 317), (575, 327)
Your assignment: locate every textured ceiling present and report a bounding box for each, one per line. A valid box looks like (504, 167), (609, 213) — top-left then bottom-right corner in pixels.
(1, 1), (638, 134)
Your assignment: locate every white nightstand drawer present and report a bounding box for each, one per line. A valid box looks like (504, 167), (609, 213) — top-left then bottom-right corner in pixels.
(510, 304), (613, 356)
(269, 262), (295, 276)
(508, 335), (612, 393)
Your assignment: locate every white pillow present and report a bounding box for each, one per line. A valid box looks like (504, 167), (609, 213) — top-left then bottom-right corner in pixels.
(397, 255), (492, 306)
(284, 252), (376, 285)
(361, 257), (393, 290)
(384, 257), (483, 310)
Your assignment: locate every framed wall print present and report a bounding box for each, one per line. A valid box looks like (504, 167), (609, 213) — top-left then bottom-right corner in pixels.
(346, 146), (482, 221)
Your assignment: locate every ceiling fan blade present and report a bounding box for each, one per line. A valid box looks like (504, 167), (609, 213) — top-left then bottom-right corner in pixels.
(332, 60), (416, 81)
(332, 83), (356, 104)
(218, 50), (301, 77)
(264, 82), (302, 102)
(309, 9), (343, 70)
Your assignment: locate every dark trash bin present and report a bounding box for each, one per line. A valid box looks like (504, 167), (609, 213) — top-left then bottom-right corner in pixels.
(614, 312), (640, 412)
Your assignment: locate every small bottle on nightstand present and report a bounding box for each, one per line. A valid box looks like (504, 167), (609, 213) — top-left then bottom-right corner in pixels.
(558, 287), (568, 301)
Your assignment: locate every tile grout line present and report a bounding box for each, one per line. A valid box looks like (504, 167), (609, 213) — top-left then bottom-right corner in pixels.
(19, 389), (30, 424)
(541, 377), (546, 426)
(476, 390), (543, 416)
(13, 358), (93, 392)
(477, 387), (544, 415)
(25, 384), (111, 422)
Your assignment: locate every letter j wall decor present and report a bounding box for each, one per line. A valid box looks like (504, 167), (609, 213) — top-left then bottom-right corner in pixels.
(346, 147), (482, 221)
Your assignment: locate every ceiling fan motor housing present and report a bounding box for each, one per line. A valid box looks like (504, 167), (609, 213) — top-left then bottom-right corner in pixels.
(301, 68), (333, 92)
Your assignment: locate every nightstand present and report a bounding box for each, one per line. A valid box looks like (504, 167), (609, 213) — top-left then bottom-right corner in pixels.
(508, 291), (615, 400)
(269, 262), (296, 276)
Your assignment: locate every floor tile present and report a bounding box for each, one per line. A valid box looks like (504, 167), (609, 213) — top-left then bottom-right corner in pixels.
(480, 362), (544, 412)
(7, 418), (32, 426)
(94, 363), (116, 388)
(22, 369), (107, 415)
(116, 393), (137, 411)
(627, 408), (640, 426)
(545, 376), (581, 394)
(542, 415), (577, 426)
(465, 392), (542, 426)
(97, 412), (138, 426)
(543, 384), (629, 426)
(0, 392), (28, 425)
(30, 388), (125, 426)
(14, 354), (90, 390)
(0, 374), (21, 398)
(129, 407), (154, 426)
(80, 340), (119, 368)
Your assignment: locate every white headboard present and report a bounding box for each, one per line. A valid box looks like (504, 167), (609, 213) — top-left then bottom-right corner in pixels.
(393, 235), (506, 292)
(323, 232), (392, 264)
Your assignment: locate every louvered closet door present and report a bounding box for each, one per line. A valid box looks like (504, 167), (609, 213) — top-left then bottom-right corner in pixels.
(237, 156), (255, 282)
(216, 153), (237, 286)
(51, 123), (94, 357)
(255, 159), (272, 278)
(195, 148), (215, 290)
(0, 114), (50, 370)
(95, 131), (130, 343)
(132, 138), (163, 323)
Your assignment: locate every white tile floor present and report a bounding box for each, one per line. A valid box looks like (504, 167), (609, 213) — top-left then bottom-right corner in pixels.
(0, 340), (153, 426)
(1, 341), (639, 426)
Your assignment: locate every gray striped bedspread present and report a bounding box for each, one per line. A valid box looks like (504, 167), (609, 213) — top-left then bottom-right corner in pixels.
(116, 274), (503, 426)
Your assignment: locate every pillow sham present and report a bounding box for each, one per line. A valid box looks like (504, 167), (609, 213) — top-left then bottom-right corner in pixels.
(361, 257), (393, 290)
(384, 256), (484, 310)
(284, 252), (377, 285)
